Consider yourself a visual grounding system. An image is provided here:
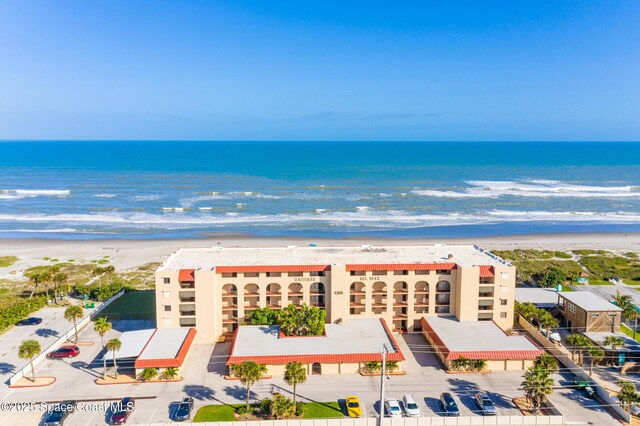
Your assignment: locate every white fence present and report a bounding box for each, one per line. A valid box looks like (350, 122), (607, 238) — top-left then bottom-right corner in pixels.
(167, 416), (565, 426)
(518, 316), (630, 423)
(7, 289), (125, 386)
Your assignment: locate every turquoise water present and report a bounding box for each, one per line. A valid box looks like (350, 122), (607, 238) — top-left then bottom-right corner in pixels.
(0, 141), (639, 239)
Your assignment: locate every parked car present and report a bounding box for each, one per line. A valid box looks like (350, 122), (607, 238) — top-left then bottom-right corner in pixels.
(170, 397), (194, 422)
(47, 346), (80, 359)
(439, 392), (460, 416)
(16, 317), (42, 326)
(384, 398), (402, 417)
(540, 327), (561, 343)
(345, 396), (362, 418)
(474, 393), (497, 416)
(402, 395), (420, 417)
(108, 397), (135, 425)
(631, 403), (640, 417)
(573, 381), (595, 398)
(43, 401), (75, 426)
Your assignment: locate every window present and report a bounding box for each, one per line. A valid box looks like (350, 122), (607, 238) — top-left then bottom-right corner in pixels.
(163, 318), (172, 326)
(266, 272), (281, 277)
(500, 299), (508, 306)
(222, 272), (237, 278)
(244, 272), (259, 278)
(500, 285), (508, 293)
(350, 271), (366, 276)
(568, 303), (577, 314)
(163, 277), (170, 284)
(164, 305), (172, 312)
(163, 291), (171, 299)
(501, 272), (510, 280)
(310, 271), (325, 277)
(500, 312), (507, 318)
(591, 313), (600, 318)
(436, 269), (451, 275)
(393, 270), (408, 275)
(415, 270), (430, 275)
(288, 271), (303, 277)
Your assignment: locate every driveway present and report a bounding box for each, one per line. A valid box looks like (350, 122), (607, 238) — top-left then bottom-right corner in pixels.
(0, 306), (92, 383)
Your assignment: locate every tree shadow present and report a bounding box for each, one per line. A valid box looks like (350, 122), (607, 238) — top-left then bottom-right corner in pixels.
(223, 385), (257, 402)
(69, 360), (101, 378)
(183, 384), (215, 401)
(447, 377), (481, 414)
(0, 362), (16, 375)
(35, 328), (59, 338)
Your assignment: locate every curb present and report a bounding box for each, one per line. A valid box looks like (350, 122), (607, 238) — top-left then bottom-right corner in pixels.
(95, 377), (184, 385)
(9, 376), (57, 388)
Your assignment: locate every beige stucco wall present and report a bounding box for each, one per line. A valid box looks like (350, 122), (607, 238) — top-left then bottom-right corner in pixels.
(156, 259), (516, 343)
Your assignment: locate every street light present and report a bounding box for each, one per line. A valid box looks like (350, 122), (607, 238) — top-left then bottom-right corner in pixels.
(377, 344), (390, 426)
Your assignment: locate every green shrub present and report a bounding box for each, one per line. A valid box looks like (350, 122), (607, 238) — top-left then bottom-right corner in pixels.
(295, 401), (304, 416)
(0, 296), (47, 332)
(270, 394), (296, 419)
(73, 278), (134, 302)
(0, 256), (19, 268)
(236, 406), (248, 415)
(139, 367), (158, 381)
(260, 398), (272, 415)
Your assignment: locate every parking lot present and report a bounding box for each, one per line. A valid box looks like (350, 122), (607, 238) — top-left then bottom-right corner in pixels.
(0, 305), (92, 383)
(0, 323), (621, 425)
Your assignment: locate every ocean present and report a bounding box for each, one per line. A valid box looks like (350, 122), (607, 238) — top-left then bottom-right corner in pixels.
(0, 141), (639, 240)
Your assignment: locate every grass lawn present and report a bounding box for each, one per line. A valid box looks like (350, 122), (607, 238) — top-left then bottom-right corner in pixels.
(561, 285), (574, 292)
(98, 290), (156, 320)
(303, 402), (344, 418)
(588, 279), (615, 286)
(193, 404), (240, 422)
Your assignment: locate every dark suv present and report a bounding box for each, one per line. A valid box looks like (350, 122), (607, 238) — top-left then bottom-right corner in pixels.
(439, 392), (460, 416)
(171, 397), (194, 422)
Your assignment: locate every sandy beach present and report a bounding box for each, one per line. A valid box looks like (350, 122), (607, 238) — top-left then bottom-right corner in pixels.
(1, 232), (640, 281)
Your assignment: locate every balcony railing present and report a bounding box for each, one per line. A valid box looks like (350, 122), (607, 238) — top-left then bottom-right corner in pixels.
(180, 283), (195, 289)
(180, 310), (196, 316)
(179, 297), (196, 303)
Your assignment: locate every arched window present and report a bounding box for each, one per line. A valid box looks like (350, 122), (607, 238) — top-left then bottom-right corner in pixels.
(266, 283), (281, 294)
(350, 282), (366, 293)
(415, 281), (429, 293)
(310, 282), (325, 294)
(436, 280), (451, 292)
(394, 281), (408, 292)
(222, 284), (237, 295)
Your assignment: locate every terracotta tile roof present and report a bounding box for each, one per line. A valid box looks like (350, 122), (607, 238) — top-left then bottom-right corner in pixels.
(178, 269), (195, 282)
(134, 328), (197, 369)
(216, 265), (330, 273)
(479, 265), (495, 278)
(346, 263), (457, 272)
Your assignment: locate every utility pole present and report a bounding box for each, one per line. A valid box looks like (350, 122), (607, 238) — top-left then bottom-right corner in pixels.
(377, 344), (390, 426)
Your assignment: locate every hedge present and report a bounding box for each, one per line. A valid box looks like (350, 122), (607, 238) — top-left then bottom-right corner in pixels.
(0, 296), (47, 332)
(73, 279), (135, 302)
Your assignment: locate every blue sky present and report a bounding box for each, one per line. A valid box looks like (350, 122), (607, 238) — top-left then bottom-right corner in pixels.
(0, 1), (638, 141)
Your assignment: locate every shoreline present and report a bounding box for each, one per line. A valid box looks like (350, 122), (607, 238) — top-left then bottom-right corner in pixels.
(1, 232), (640, 281)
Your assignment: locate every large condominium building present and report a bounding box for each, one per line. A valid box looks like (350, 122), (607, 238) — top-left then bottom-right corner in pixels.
(155, 244), (515, 344)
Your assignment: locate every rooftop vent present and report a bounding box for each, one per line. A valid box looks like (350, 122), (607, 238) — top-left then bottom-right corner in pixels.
(447, 253), (454, 260)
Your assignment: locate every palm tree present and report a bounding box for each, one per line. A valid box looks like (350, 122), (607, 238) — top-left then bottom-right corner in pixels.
(538, 311), (558, 335)
(106, 338), (121, 379)
(284, 362), (307, 405)
(94, 317), (112, 379)
(18, 340), (41, 382)
(64, 305), (84, 344)
(617, 380), (639, 415)
(26, 271), (42, 299)
(566, 333), (589, 363)
(53, 271), (68, 302)
(39, 270), (52, 303)
(230, 361), (268, 411)
(472, 359), (487, 372)
(139, 367), (158, 381)
(533, 354), (559, 374)
(614, 290), (633, 311)
(587, 346), (605, 376)
(521, 367), (554, 414)
(515, 302), (538, 323)
(163, 367), (179, 380)
(603, 335), (626, 351)
(451, 356), (470, 371)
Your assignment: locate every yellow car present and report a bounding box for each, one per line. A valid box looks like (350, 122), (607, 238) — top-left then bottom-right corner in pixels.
(346, 396), (362, 417)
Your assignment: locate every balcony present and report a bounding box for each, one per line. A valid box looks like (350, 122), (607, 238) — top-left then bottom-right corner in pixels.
(478, 292), (494, 298)
(179, 318), (196, 327)
(222, 317), (238, 323)
(222, 291), (237, 297)
(244, 293), (259, 298)
(478, 305), (493, 311)
(179, 296), (196, 303)
(180, 283), (195, 289)
(180, 310), (196, 316)
(221, 304), (237, 310)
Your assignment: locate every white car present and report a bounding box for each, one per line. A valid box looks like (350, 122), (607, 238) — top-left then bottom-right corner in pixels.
(402, 395), (421, 417)
(632, 404), (640, 417)
(540, 327), (561, 343)
(384, 398), (402, 417)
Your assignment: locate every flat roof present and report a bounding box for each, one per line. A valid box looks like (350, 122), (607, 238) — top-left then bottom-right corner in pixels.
(422, 317), (543, 360)
(105, 329), (155, 360)
(515, 287), (559, 308)
(159, 244), (511, 271)
(558, 291), (622, 312)
(138, 328), (190, 361)
(584, 331), (640, 352)
(227, 318), (404, 365)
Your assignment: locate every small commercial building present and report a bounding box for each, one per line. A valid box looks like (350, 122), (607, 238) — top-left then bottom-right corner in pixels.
(557, 292), (622, 333)
(421, 316), (544, 371)
(227, 318), (404, 375)
(106, 328), (197, 376)
(583, 331), (640, 365)
(515, 287), (559, 309)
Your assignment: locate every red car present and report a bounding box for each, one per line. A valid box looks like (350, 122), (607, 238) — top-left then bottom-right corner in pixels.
(48, 345), (80, 359)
